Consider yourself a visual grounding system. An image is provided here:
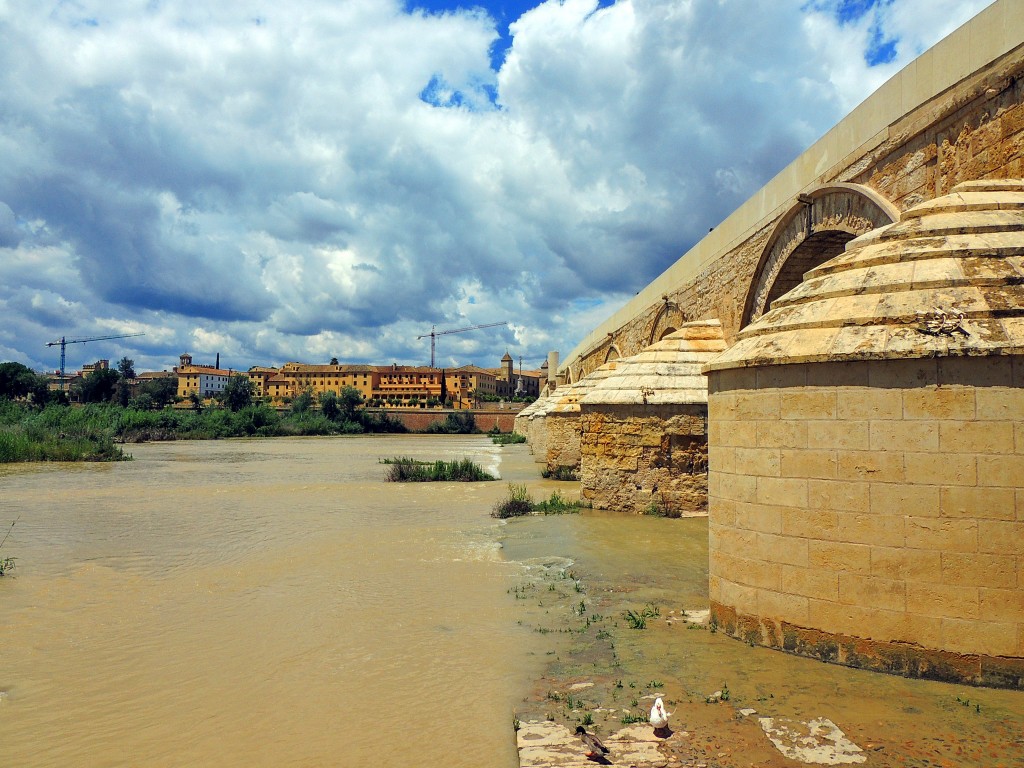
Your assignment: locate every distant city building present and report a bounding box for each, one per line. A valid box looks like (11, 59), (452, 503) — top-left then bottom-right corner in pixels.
(175, 354), (233, 399)
(488, 351), (543, 399)
(172, 352), (542, 408)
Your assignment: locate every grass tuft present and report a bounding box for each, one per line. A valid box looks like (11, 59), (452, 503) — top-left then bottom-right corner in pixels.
(383, 456), (495, 482)
(491, 432), (527, 445)
(491, 484), (588, 518)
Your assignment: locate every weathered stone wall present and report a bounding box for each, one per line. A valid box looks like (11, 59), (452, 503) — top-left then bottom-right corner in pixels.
(580, 404), (709, 515)
(706, 358), (1024, 688)
(530, 412), (550, 465)
(366, 409), (517, 433)
(565, 30), (1024, 380)
(545, 412), (582, 474)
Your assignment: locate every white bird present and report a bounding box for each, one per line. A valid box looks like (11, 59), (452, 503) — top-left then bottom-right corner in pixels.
(650, 697), (670, 735)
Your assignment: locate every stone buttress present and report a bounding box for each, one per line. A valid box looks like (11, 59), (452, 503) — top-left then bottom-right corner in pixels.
(703, 180), (1024, 688)
(580, 321), (727, 515)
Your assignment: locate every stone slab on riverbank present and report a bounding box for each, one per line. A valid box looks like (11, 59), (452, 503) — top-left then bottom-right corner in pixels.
(517, 720), (687, 768)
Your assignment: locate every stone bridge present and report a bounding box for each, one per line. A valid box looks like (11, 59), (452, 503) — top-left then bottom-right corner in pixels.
(560, 0), (1024, 381)
(527, 1), (1024, 689)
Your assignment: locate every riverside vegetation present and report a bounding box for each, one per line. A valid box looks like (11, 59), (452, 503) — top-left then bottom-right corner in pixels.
(0, 398), (411, 463)
(381, 456), (496, 482)
(0, 360), (529, 463)
(1, 363), (406, 462)
(491, 483), (588, 518)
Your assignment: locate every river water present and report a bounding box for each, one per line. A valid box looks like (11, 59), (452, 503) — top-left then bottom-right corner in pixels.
(3, 435), (1023, 768)
(0, 435), (558, 767)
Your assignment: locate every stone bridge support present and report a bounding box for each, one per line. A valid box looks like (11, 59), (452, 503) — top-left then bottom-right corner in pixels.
(543, 2), (1024, 688)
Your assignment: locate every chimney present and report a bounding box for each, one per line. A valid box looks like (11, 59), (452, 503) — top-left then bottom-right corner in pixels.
(216, 353), (220, 369)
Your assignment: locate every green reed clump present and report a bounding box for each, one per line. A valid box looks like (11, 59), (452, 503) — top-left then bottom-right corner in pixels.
(532, 490), (586, 515)
(541, 464), (578, 481)
(490, 432), (527, 445)
(491, 484), (587, 518)
(0, 408), (128, 462)
(492, 483), (534, 518)
(384, 456), (495, 482)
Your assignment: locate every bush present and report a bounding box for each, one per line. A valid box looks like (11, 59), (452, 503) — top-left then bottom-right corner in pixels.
(425, 411), (478, 434)
(491, 484), (587, 518)
(383, 456), (495, 482)
(491, 432), (527, 445)
(541, 464), (579, 481)
(491, 483), (534, 518)
(532, 490), (583, 514)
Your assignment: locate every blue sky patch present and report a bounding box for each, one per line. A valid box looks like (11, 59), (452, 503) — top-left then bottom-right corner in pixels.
(833, 0), (878, 24)
(408, 1), (614, 72)
(866, 27), (898, 65)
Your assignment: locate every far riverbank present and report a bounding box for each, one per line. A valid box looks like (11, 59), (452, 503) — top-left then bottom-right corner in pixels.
(0, 399), (526, 462)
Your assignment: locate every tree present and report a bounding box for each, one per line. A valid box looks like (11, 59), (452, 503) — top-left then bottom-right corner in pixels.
(114, 378), (131, 407)
(338, 385), (363, 421)
(329, 357), (339, 365)
(139, 376), (177, 408)
(130, 393), (155, 411)
(292, 388), (313, 414)
(318, 390), (340, 421)
(0, 362), (47, 402)
(77, 367), (120, 403)
(223, 374), (255, 412)
(117, 357), (136, 380)
(439, 369), (447, 405)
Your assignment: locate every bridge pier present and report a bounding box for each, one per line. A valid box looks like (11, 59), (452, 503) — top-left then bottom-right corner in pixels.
(533, 2), (1024, 687)
(704, 181), (1024, 687)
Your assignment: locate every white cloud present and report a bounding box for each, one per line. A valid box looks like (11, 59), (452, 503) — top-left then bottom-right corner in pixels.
(0, 0), (996, 375)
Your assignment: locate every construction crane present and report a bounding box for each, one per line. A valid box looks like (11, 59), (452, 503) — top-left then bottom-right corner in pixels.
(46, 332), (146, 391)
(417, 321), (507, 368)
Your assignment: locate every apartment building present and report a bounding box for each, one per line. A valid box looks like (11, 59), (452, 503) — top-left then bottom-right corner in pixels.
(175, 354), (233, 399)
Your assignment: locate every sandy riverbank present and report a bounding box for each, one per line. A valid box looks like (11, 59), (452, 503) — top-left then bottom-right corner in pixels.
(498, 511), (1024, 768)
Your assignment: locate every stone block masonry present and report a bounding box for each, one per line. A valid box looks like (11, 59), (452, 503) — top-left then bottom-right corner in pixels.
(707, 358), (1024, 687)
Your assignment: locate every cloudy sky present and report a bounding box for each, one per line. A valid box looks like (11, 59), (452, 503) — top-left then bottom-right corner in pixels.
(0, 0), (994, 375)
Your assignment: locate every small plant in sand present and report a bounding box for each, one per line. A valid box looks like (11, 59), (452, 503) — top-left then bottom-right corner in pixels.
(624, 604), (659, 629)
(0, 517), (18, 576)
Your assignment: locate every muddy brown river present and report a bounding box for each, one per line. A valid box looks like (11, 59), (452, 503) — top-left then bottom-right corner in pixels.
(1, 435), (1021, 767)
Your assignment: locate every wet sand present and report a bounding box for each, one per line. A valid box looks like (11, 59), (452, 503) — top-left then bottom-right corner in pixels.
(498, 507), (1024, 768)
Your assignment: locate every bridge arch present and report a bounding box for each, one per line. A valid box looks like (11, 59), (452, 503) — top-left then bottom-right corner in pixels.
(742, 183), (899, 327)
(647, 300), (686, 346)
(603, 343), (623, 364)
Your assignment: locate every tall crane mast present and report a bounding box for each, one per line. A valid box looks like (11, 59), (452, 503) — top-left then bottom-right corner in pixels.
(45, 332), (146, 391)
(417, 321), (508, 368)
